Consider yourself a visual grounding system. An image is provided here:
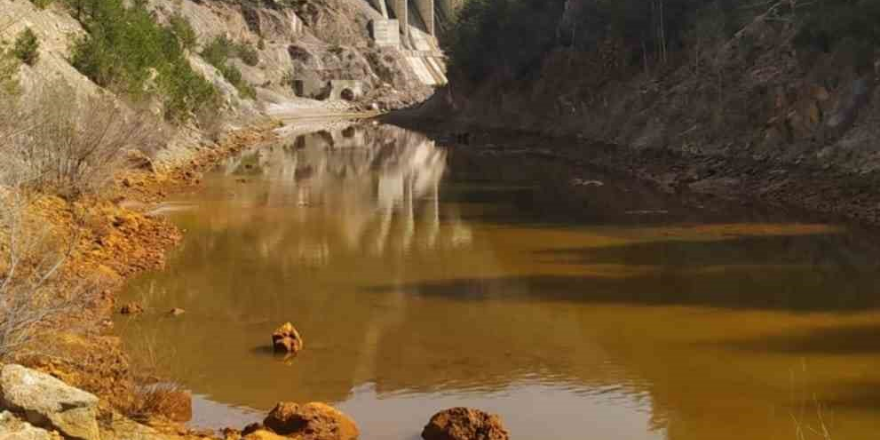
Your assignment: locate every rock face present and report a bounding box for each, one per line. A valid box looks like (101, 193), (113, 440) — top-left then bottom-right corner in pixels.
(271, 323), (304, 354)
(422, 408), (509, 440)
(0, 365), (100, 440)
(0, 411), (58, 440)
(263, 402), (358, 440)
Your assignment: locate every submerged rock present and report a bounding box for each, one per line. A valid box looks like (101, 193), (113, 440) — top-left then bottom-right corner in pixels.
(271, 323), (303, 354)
(119, 302), (144, 315)
(263, 402), (358, 440)
(0, 365), (100, 440)
(422, 408), (509, 440)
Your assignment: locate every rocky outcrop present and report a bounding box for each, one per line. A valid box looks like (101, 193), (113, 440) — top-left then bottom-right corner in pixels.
(0, 411), (59, 440)
(0, 365), (100, 440)
(263, 402), (358, 440)
(422, 408), (509, 440)
(271, 323), (304, 354)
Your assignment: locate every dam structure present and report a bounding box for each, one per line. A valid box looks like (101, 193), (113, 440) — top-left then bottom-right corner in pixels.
(367, 0), (452, 85)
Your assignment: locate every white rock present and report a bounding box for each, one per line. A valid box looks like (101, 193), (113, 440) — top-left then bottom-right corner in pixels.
(0, 411), (56, 440)
(0, 365), (99, 440)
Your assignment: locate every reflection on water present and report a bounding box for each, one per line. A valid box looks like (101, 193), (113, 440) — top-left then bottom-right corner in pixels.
(117, 123), (880, 440)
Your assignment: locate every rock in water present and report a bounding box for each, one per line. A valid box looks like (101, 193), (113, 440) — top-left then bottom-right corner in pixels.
(271, 323), (303, 354)
(422, 408), (509, 440)
(119, 302), (144, 315)
(263, 402), (358, 440)
(0, 365), (100, 440)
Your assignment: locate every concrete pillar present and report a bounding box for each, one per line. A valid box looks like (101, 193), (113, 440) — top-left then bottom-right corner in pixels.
(413, 0), (435, 36)
(371, 19), (400, 48)
(370, 0), (388, 18)
(388, 0), (409, 43)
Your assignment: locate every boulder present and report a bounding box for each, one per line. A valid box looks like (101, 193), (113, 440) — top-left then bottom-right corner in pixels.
(0, 411), (59, 440)
(271, 323), (303, 354)
(263, 402), (358, 440)
(0, 365), (100, 440)
(422, 408), (509, 440)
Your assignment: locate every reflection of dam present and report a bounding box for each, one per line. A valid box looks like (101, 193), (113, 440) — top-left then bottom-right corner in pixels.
(218, 123), (469, 259)
(117, 122), (880, 440)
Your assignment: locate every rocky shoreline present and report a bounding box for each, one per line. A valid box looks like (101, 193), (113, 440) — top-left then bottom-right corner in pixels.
(2, 116), (516, 440)
(2, 121), (281, 440)
(385, 114), (880, 229)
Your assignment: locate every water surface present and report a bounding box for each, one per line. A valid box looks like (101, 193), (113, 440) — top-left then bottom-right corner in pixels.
(117, 123), (880, 440)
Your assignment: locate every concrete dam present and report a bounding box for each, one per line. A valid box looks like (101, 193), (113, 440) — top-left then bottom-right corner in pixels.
(366, 0), (458, 85)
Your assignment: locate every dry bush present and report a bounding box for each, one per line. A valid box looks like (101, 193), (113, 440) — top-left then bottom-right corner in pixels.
(121, 329), (192, 422)
(0, 190), (95, 361)
(128, 383), (192, 422)
(0, 83), (167, 199)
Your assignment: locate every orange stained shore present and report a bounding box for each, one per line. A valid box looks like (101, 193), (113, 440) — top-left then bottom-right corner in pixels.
(118, 124), (880, 440)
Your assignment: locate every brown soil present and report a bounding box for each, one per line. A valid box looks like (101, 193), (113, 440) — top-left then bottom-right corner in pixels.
(12, 121), (281, 438)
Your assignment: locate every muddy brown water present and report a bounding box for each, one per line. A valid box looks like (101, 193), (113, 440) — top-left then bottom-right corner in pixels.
(117, 123), (880, 440)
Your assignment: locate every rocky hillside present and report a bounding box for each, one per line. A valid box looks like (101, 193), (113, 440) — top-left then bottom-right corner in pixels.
(1, 0), (439, 130)
(424, 0), (880, 175)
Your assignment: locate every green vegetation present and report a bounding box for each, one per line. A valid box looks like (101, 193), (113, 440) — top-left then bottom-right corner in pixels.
(201, 36), (257, 99)
(449, 0), (880, 83)
(793, 0), (880, 70)
(168, 13), (198, 50)
(66, 0), (217, 122)
(446, 0), (565, 81)
(12, 28), (40, 66)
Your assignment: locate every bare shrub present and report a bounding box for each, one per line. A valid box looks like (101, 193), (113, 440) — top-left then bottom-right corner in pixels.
(120, 327), (192, 422)
(128, 383), (191, 422)
(0, 189), (94, 361)
(0, 83), (167, 199)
